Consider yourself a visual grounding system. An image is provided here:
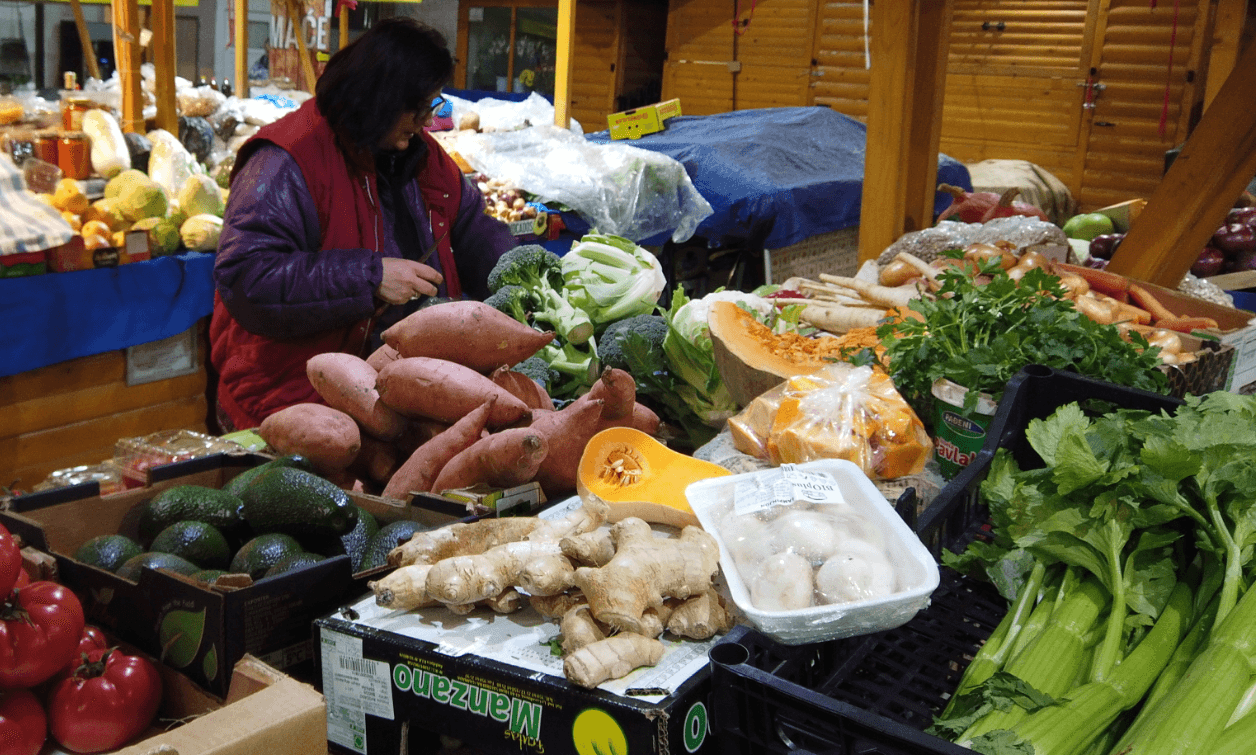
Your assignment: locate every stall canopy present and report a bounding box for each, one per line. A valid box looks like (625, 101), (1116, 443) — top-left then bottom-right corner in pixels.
(583, 107), (972, 251)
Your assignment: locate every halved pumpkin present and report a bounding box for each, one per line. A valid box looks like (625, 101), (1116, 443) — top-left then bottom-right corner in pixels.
(708, 300), (855, 407)
(576, 427), (731, 529)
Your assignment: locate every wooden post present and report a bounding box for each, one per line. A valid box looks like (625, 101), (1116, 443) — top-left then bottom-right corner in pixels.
(286, 0), (319, 93)
(68, 0), (101, 82)
(858, 0), (953, 262)
(235, 0), (250, 98)
(340, 4), (349, 50)
(1204, 0), (1246, 110)
(112, 0), (145, 133)
(151, 0), (178, 133)
(553, 0), (575, 128)
(1105, 38), (1256, 287)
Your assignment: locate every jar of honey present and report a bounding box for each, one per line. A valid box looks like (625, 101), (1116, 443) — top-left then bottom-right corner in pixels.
(33, 130), (60, 165)
(61, 96), (95, 131)
(58, 131), (91, 179)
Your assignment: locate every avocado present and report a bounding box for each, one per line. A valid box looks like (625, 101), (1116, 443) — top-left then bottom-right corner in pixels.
(149, 521), (232, 570)
(230, 533), (305, 580)
(311, 505), (379, 573)
(221, 455), (317, 499)
(239, 467), (357, 540)
(192, 569), (228, 584)
(116, 552), (202, 582)
(263, 552), (326, 579)
(138, 485), (245, 545)
(361, 519), (432, 571)
(74, 534), (144, 573)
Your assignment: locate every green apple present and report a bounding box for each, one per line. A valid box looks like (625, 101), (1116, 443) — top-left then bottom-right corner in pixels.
(1061, 212), (1116, 241)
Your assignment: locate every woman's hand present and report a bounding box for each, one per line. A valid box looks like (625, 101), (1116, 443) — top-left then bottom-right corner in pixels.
(377, 258), (444, 304)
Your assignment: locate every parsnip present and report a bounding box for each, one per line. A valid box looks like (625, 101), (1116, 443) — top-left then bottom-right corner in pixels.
(818, 274), (919, 308)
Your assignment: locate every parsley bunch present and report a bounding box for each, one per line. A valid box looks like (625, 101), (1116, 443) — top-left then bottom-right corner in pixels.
(877, 254), (1170, 418)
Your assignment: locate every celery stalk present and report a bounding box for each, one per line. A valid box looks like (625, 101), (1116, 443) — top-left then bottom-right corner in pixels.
(999, 581), (1192, 755)
(1109, 575), (1256, 755)
(1208, 706), (1256, 755)
(1141, 591), (1219, 713)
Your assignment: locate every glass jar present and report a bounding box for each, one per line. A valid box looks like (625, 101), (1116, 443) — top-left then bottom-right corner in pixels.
(61, 96), (95, 131)
(33, 130), (60, 165)
(58, 131), (91, 179)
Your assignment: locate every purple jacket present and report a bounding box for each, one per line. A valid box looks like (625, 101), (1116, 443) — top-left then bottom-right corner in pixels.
(213, 142), (516, 343)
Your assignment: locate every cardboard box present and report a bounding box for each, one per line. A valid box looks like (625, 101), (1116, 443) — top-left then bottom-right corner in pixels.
(108, 655), (327, 755)
(608, 99), (682, 140)
(46, 230), (152, 272)
(315, 498), (719, 755)
(0, 249), (47, 277)
(3, 453), (461, 697)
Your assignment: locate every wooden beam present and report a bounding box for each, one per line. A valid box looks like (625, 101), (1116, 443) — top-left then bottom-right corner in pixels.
(860, 0), (952, 261)
(285, 0), (319, 93)
(1204, 0), (1247, 109)
(68, 0), (100, 82)
(112, 0), (145, 133)
(151, 0), (177, 133)
(339, 6), (349, 50)
(553, 0), (575, 128)
(235, 0), (250, 98)
(1105, 38), (1256, 287)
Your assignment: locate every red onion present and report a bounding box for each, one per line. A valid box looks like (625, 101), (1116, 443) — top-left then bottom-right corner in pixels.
(1191, 247), (1227, 278)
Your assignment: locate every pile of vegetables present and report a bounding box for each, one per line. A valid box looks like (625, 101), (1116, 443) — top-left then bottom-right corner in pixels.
(932, 392), (1256, 755)
(0, 522), (163, 755)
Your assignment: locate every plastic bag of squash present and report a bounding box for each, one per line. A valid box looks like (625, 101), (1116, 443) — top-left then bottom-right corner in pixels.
(727, 363), (932, 480)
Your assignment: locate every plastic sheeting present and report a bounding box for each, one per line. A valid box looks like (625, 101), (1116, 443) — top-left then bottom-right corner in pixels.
(0, 252), (216, 377)
(585, 107), (972, 250)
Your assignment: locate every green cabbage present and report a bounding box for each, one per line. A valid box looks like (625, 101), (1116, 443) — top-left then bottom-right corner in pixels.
(117, 181), (169, 222)
(132, 217), (182, 256)
(180, 214), (223, 252)
(177, 174), (225, 218)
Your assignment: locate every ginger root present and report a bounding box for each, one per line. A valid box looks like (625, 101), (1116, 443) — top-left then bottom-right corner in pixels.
(560, 604), (606, 654)
(560, 529), (615, 567)
(667, 589), (735, 639)
(563, 632), (665, 689)
(573, 518), (721, 635)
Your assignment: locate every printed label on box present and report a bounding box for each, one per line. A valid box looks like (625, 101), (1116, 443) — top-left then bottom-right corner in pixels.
(322, 630), (395, 754)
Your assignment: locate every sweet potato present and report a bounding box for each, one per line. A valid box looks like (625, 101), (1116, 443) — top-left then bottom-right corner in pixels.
(382, 398), (497, 500)
(490, 366), (555, 411)
(351, 434), (399, 486)
(430, 427), (550, 493)
(394, 419), (452, 459)
(376, 357), (530, 427)
(381, 301), (556, 372)
(307, 353), (407, 441)
(366, 343), (402, 372)
(258, 403), (361, 475)
(528, 398), (606, 496)
(570, 368), (660, 435)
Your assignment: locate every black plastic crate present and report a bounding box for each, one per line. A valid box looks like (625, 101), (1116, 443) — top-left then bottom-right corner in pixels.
(706, 365), (1185, 755)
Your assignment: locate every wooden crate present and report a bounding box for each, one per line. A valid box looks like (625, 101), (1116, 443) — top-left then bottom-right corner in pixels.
(0, 335), (208, 495)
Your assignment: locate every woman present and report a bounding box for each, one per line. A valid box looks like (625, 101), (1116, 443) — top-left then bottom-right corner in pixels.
(210, 18), (515, 432)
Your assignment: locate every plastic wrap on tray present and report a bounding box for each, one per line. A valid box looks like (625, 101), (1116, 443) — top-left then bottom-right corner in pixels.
(727, 363), (933, 480)
(113, 429), (242, 481)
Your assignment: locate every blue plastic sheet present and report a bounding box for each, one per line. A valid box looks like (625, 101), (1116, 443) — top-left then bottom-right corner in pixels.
(584, 107), (972, 249)
(0, 253), (216, 377)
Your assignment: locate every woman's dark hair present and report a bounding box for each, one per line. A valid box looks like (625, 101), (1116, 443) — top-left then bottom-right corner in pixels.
(315, 18), (454, 152)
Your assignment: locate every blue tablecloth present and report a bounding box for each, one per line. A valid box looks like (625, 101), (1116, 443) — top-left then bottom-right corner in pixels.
(0, 253), (216, 378)
(584, 107), (972, 249)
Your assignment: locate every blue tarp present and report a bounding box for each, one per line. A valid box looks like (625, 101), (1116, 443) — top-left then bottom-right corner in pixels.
(0, 253), (216, 377)
(584, 106), (972, 249)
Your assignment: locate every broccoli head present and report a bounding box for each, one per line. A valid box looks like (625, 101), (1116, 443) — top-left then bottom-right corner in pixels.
(598, 315), (668, 373)
(484, 285), (534, 324)
(486, 244), (594, 345)
(512, 355), (560, 392)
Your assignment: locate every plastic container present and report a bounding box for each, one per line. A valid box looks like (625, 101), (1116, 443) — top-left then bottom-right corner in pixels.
(113, 429), (244, 485)
(705, 366), (1183, 755)
(687, 459), (939, 645)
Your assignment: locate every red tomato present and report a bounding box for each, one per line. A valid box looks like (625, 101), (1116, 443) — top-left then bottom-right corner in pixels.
(0, 523), (21, 598)
(0, 581), (86, 688)
(0, 687), (47, 755)
(49, 648), (162, 754)
(60, 625), (110, 679)
(11, 568), (28, 590)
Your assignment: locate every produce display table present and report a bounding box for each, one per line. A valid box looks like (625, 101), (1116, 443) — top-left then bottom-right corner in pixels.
(0, 253), (216, 491)
(581, 107), (973, 251)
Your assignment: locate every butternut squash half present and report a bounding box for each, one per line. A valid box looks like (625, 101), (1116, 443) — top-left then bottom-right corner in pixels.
(576, 427), (731, 529)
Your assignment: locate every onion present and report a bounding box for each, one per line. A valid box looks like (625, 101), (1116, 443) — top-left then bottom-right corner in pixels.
(880, 259), (919, 287)
(1056, 272), (1090, 298)
(1015, 250), (1051, 271)
(1089, 233), (1125, 261)
(963, 243), (1018, 270)
(1227, 207), (1256, 227)
(1227, 250), (1256, 273)
(1191, 247), (1228, 278)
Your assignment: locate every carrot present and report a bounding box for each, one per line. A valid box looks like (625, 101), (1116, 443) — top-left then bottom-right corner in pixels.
(376, 357), (531, 427)
(307, 353), (407, 441)
(528, 398), (606, 496)
(1127, 283), (1179, 323)
(258, 403), (362, 475)
(490, 366), (555, 411)
(430, 427), (549, 493)
(381, 301), (556, 372)
(1057, 263), (1130, 301)
(382, 398), (497, 500)
(366, 344), (402, 372)
(1154, 316), (1220, 334)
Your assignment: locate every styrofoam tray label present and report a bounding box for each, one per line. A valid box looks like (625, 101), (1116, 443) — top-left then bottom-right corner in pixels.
(732, 465), (845, 515)
(322, 629), (395, 754)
